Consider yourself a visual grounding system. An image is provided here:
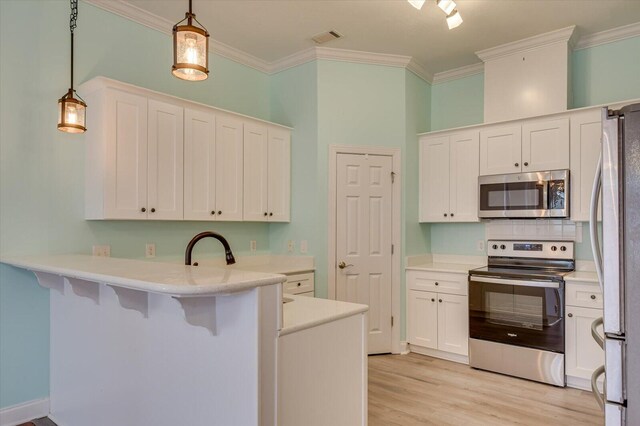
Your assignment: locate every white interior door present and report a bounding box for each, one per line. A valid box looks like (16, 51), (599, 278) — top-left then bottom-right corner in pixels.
(336, 153), (393, 354)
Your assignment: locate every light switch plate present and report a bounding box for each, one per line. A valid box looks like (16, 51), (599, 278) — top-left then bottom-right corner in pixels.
(287, 240), (295, 253)
(92, 245), (111, 257)
(300, 240), (308, 254)
(476, 240), (485, 252)
(146, 243), (156, 258)
(250, 240), (257, 252)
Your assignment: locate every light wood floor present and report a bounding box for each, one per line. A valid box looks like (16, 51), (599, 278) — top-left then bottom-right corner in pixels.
(369, 353), (603, 426)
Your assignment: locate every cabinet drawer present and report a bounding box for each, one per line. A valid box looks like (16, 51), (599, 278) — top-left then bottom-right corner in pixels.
(407, 271), (467, 296)
(283, 273), (314, 295)
(566, 282), (602, 309)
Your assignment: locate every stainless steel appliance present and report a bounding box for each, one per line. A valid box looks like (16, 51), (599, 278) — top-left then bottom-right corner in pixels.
(468, 240), (575, 386)
(590, 104), (640, 425)
(478, 170), (569, 219)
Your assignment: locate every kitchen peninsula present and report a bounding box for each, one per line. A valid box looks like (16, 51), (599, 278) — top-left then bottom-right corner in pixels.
(1, 255), (368, 426)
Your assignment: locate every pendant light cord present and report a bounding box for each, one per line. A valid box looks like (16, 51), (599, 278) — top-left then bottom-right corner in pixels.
(69, 0), (78, 92)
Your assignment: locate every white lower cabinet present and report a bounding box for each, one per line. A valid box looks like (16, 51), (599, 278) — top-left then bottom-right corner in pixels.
(407, 270), (469, 361)
(565, 281), (604, 389)
(282, 272), (314, 297)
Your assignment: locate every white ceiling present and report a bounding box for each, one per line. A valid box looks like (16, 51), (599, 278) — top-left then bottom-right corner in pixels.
(125, 0), (640, 74)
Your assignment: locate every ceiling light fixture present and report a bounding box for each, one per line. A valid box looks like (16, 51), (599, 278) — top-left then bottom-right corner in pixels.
(446, 9), (463, 29)
(172, 0), (210, 81)
(408, 0), (426, 10)
(436, 0), (456, 16)
(57, 0), (86, 134)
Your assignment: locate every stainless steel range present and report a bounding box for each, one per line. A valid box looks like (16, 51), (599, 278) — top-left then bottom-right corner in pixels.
(468, 240), (575, 387)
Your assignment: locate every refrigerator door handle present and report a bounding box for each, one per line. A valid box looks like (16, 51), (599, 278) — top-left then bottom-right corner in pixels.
(591, 365), (606, 411)
(591, 317), (604, 350)
(589, 152), (604, 293)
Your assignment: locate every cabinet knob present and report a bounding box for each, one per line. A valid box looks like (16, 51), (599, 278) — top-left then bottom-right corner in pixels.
(444, 213), (448, 217)
(450, 213), (454, 217)
(150, 208), (156, 213)
(431, 298), (435, 302)
(524, 162), (529, 166)
(269, 212), (273, 217)
(515, 163), (519, 167)
(141, 207), (146, 213)
(211, 211), (216, 215)
(264, 212), (268, 216)
(435, 282), (439, 286)
(297, 282), (301, 287)
(591, 294), (596, 300)
(568, 313), (573, 317)
(218, 211), (222, 215)
(439, 299), (443, 303)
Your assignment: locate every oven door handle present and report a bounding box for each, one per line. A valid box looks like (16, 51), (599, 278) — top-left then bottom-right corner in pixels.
(469, 276), (560, 289)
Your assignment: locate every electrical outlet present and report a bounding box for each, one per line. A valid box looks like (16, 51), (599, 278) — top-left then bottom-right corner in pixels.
(146, 243), (156, 258)
(250, 240), (257, 252)
(287, 240), (295, 253)
(92, 245), (111, 257)
(300, 240), (308, 254)
(476, 240), (485, 252)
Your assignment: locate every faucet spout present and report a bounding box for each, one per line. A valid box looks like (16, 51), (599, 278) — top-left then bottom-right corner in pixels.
(185, 231), (236, 266)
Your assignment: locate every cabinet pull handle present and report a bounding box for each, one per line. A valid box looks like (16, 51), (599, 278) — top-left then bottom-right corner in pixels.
(438, 299), (443, 303)
(524, 162), (529, 166)
(211, 211), (216, 215)
(515, 162), (519, 167)
(264, 212), (268, 216)
(141, 207), (146, 213)
(218, 211), (222, 215)
(444, 213), (448, 217)
(269, 212), (273, 216)
(431, 298), (435, 302)
(297, 282), (301, 287)
(568, 313), (573, 317)
(450, 213), (454, 217)
(591, 294), (597, 300)
(435, 282), (439, 286)
(150, 208), (156, 213)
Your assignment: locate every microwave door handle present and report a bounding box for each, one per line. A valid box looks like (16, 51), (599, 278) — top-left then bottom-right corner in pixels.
(470, 276), (560, 289)
(542, 182), (548, 210)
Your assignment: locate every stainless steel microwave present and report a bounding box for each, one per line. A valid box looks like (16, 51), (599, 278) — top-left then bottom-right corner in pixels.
(478, 170), (569, 219)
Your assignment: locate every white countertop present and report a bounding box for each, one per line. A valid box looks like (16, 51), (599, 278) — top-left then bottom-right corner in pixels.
(280, 295), (368, 336)
(1, 255), (286, 297)
(564, 270), (599, 283)
(156, 254), (315, 276)
(406, 262), (483, 274)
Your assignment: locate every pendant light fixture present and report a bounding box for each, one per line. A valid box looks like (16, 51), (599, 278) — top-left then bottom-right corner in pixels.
(172, 0), (210, 81)
(58, 0), (86, 133)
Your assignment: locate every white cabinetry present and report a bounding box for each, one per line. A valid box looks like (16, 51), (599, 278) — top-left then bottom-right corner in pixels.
(244, 124), (291, 222)
(565, 280), (604, 390)
(419, 130), (479, 223)
(184, 110), (243, 221)
(570, 109), (602, 221)
(282, 272), (314, 297)
(407, 270), (469, 361)
(480, 118), (569, 176)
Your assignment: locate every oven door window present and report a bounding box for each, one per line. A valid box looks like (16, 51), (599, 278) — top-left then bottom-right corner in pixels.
(479, 181), (545, 211)
(469, 279), (564, 353)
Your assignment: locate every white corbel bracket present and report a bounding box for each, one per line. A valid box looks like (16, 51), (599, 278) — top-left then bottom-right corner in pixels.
(65, 277), (100, 304)
(34, 272), (65, 294)
(108, 285), (149, 318)
(173, 296), (217, 336)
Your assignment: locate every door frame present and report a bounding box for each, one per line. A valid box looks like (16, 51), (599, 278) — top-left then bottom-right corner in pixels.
(328, 144), (402, 354)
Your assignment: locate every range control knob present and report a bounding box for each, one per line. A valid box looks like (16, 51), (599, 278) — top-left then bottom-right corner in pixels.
(492, 244), (498, 250)
(551, 246), (558, 251)
(560, 246), (567, 252)
(500, 244), (506, 250)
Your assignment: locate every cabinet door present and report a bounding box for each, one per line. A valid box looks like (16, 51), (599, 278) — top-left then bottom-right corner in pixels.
(267, 127), (290, 222)
(570, 109), (602, 222)
(449, 131), (480, 222)
(419, 135), (450, 222)
(147, 99), (184, 220)
(522, 118), (569, 172)
(408, 290), (438, 349)
(566, 306), (604, 380)
(437, 293), (468, 356)
(243, 122), (269, 221)
(479, 125), (522, 176)
(215, 115), (244, 221)
(104, 89), (148, 219)
(184, 108), (216, 221)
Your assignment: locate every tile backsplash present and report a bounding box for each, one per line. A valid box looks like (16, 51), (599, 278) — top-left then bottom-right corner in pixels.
(485, 219), (583, 242)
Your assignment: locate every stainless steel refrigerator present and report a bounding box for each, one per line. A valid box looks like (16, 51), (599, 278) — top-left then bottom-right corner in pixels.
(590, 103), (640, 425)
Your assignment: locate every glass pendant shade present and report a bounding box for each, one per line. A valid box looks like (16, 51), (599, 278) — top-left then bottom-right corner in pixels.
(437, 0), (456, 15)
(408, 0), (426, 10)
(58, 89), (86, 133)
(173, 23), (209, 81)
(446, 9), (463, 29)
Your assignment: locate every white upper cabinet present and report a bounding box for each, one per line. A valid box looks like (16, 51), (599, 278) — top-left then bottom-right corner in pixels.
(243, 123), (291, 222)
(147, 99), (184, 220)
(184, 110), (243, 221)
(570, 109), (602, 222)
(479, 125), (522, 176)
(419, 130), (479, 223)
(522, 118), (569, 172)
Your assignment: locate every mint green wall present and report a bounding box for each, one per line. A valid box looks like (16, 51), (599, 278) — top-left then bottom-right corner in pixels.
(430, 73), (484, 131)
(573, 36), (640, 108)
(0, 0), (272, 409)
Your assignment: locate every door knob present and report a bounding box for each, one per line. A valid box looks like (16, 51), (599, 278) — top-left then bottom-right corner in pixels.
(338, 261), (353, 269)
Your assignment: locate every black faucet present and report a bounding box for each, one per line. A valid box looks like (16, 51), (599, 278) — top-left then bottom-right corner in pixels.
(185, 231), (236, 266)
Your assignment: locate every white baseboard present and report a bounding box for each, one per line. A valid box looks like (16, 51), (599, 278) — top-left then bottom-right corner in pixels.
(0, 398), (49, 426)
(408, 344), (469, 365)
(567, 375), (600, 391)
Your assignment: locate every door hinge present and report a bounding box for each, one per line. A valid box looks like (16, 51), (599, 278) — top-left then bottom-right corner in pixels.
(391, 171), (396, 183)
(391, 244), (394, 255)
(391, 316), (394, 327)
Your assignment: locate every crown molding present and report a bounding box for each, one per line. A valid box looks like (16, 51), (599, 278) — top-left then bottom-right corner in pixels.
(267, 48), (319, 74)
(83, 0), (271, 73)
(476, 25), (577, 62)
(575, 21), (640, 50)
(432, 62), (484, 84)
(406, 59), (434, 84)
